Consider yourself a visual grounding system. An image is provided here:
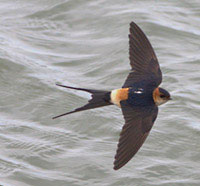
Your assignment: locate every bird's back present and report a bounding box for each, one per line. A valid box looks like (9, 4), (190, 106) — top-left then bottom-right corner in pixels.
(127, 86), (155, 107)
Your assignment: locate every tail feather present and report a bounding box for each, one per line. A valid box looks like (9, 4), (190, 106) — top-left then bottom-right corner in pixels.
(52, 84), (112, 119)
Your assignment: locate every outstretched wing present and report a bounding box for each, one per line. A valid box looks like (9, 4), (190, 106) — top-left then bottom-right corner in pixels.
(123, 22), (162, 88)
(113, 101), (158, 170)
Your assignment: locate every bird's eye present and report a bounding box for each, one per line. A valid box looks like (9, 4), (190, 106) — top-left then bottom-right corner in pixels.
(160, 95), (165, 98)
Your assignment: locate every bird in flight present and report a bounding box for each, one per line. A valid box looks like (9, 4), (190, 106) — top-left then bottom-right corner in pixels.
(53, 22), (171, 170)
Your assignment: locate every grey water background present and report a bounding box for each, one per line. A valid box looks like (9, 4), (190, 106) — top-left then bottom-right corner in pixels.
(0, 0), (200, 185)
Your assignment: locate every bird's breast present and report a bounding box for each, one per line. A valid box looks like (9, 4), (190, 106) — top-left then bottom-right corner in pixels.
(111, 88), (129, 107)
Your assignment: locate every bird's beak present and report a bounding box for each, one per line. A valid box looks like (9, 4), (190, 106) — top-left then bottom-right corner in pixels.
(169, 97), (172, 100)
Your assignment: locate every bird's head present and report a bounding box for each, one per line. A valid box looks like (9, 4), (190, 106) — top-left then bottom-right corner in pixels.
(153, 87), (171, 106)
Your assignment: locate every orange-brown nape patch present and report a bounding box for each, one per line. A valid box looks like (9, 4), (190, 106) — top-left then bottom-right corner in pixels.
(153, 87), (169, 106)
(153, 87), (161, 105)
(111, 88), (129, 107)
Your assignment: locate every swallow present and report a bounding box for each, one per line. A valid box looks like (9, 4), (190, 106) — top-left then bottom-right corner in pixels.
(53, 22), (171, 170)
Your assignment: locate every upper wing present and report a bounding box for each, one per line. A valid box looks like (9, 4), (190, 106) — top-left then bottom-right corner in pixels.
(113, 101), (158, 170)
(123, 22), (162, 88)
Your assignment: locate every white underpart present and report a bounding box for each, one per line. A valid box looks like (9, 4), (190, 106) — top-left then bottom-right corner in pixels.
(134, 88), (144, 94)
(111, 89), (121, 107)
(134, 90), (143, 94)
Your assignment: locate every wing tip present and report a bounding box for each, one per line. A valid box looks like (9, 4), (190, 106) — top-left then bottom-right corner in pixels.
(130, 21), (136, 27)
(113, 163), (122, 170)
(129, 21), (140, 31)
(113, 166), (119, 171)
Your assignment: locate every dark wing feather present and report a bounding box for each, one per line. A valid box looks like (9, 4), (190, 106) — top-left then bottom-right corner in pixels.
(123, 22), (162, 88)
(113, 101), (158, 170)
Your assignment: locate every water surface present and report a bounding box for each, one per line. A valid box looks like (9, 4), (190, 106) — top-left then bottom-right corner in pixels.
(0, 0), (200, 185)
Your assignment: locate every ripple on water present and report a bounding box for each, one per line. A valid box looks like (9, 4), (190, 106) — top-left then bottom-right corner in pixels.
(1, 0), (200, 185)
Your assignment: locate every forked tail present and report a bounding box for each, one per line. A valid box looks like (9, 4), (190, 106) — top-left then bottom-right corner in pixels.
(52, 84), (112, 119)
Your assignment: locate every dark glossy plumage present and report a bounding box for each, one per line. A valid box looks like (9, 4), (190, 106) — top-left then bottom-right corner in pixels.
(52, 84), (111, 119)
(127, 87), (154, 107)
(114, 102), (158, 170)
(123, 22), (162, 89)
(113, 22), (162, 170)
